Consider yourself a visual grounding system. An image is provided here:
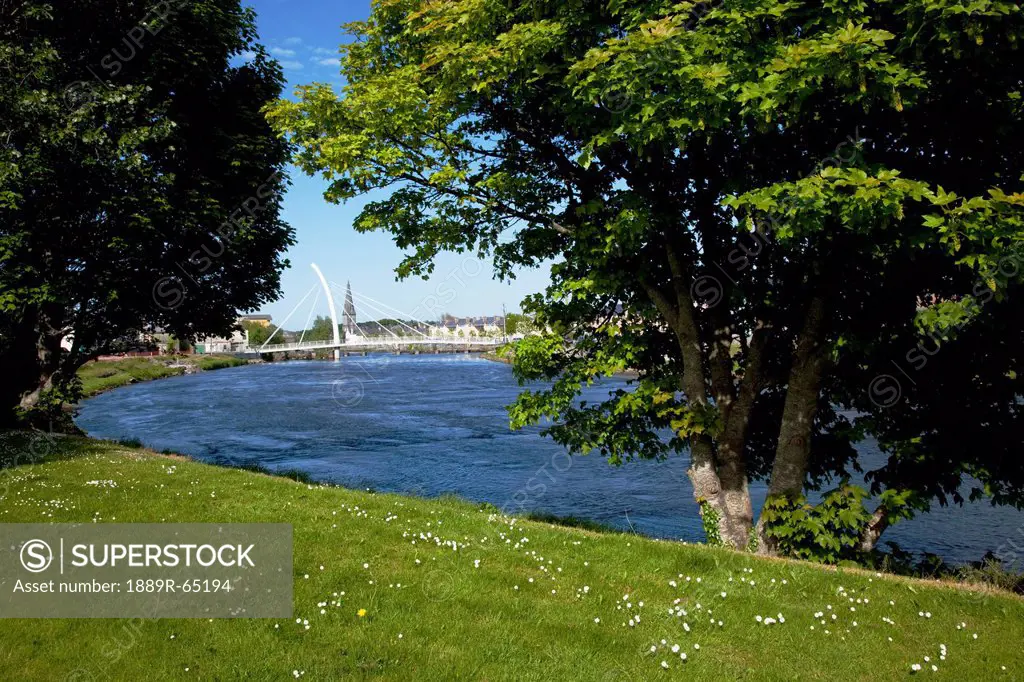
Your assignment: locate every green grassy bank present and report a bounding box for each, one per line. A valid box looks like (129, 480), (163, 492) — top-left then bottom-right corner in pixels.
(0, 435), (1020, 680)
(77, 355), (249, 397)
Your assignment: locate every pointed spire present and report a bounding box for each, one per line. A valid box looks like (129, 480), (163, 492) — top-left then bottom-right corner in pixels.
(343, 281), (358, 337)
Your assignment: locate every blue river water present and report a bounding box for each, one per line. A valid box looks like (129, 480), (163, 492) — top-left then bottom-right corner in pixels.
(76, 355), (1023, 564)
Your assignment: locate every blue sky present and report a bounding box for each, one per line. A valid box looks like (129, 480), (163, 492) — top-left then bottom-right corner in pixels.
(244, 0), (552, 325)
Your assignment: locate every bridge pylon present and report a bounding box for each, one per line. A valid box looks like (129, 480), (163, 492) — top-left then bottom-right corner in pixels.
(311, 262), (341, 361)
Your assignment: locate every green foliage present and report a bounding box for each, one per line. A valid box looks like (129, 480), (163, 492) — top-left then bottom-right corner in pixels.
(271, 0), (1024, 555)
(761, 489), (869, 562)
(242, 321), (285, 347)
(192, 356), (248, 372)
(302, 315), (342, 342)
(505, 312), (539, 335)
(760, 486), (920, 563)
(699, 500), (723, 547)
(76, 355), (246, 397)
(14, 377), (83, 431)
(77, 358), (184, 396)
(504, 313), (525, 334)
(956, 557), (1024, 596)
(0, 0), (293, 425)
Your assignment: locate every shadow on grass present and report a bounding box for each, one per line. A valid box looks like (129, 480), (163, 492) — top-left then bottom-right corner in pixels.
(223, 460), (319, 485)
(4, 432), (1023, 601)
(521, 511), (619, 534)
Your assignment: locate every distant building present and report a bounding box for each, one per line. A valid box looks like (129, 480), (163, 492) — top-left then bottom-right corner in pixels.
(137, 327), (174, 352)
(356, 320), (429, 337)
(343, 281), (360, 339)
(429, 316), (505, 337)
(195, 314), (271, 353)
(239, 314), (272, 327)
(196, 329), (245, 354)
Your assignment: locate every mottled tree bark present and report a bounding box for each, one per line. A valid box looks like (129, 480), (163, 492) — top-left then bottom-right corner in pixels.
(713, 327), (767, 549)
(758, 294), (829, 552)
(858, 505), (889, 552)
(707, 439), (754, 548)
(644, 241), (757, 549)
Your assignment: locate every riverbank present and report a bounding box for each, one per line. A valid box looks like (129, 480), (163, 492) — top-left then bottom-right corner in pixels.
(77, 354), (250, 398)
(481, 347), (640, 378)
(479, 350), (511, 364)
(76, 355), (1024, 566)
(0, 434), (1021, 679)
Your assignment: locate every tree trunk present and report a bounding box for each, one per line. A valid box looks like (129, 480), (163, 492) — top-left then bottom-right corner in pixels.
(711, 439), (754, 548)
(858, 505), (889, 552)
(643, 239), (759, 550)
(0, 310), (40, 428)
(0, 303), (65, 428)
(758, 294), (829, 553)
(18, 369), (57, 412)
(711, 327), (766, 550)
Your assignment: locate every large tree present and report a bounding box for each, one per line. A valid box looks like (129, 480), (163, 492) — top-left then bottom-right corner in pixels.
(0, 0), (293, 427)
(270, 0), (1024, 559)
(303, 315), (344, 343)
(242, 321), (285, 348)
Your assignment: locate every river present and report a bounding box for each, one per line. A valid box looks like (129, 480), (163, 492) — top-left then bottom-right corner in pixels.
(76, 355), (1023, 564)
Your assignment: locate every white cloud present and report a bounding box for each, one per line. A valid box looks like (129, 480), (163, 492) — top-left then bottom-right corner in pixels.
(238, 50), (257, 61)
(271, 47), (298, 58)
(311, 47), (337, 56)
(284, 36), (303, 46)
(279, 60), (304, 70)
(316, 58), (340, 67)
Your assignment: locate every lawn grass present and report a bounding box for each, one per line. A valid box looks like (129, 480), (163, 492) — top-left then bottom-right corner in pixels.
(0, 435), (1020, 680)
(77, 355), (248, 397)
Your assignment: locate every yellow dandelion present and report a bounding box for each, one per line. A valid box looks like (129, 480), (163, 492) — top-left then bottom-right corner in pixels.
(357, 608), (367, 618)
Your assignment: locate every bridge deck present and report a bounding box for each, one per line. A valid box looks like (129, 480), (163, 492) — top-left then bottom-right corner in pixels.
(255, 337), (502, 354)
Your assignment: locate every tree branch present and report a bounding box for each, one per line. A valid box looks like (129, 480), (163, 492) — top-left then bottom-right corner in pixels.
(858, 504), (889, 552)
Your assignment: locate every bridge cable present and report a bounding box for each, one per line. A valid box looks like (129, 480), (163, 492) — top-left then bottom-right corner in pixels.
(296, 286), (321, 346)
(335, 282), (500, 347)
(341, 298), (403, 341)
(343, 286), (429, 323)
(347, 288), (435, 331)
(329, 282), (403, 341)
(258, 282), (318, 351)
(329, 282), (413, 340)
(347, 288), (431, 338)
(348, 288), (504, 344)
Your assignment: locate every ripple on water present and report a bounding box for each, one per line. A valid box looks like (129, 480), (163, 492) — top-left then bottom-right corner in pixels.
(76, 356), (1024, 563)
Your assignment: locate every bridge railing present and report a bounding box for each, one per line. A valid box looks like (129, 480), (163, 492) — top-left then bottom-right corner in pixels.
(342, 337), (503, 346)
(251, 336), (504, 354)
(256, 340), (338, 353)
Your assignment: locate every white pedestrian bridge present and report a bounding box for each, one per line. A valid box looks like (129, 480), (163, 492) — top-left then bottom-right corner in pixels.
(253, 336), (502, 355)
(247, 263), (507, 360)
